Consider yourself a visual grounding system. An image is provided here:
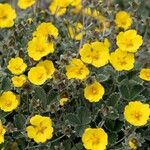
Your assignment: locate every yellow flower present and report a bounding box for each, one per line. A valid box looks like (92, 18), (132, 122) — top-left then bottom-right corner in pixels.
(26, 115), (54, 143)
(0, 121), (6, 144)
(49, 0), (71, 16)
(70, 0), (81, 7)
(17, 0), (36, 9)
(115, 11), (132, 30)
(7, 57), (27, 75)
(0, 91), (19, 112)
(128, 138), (138, 150)
(0, 3), (16, 28)
(12, 75), (27, 88)
(36, 60), (55, 79)
(33, 22), (58, 39)
(80, 41), (110, 68)
(59, 98), (69, 106)
(109, 49), (135, 71)
(70, 0), (82, 13)
(68, 22), (84, 41)
(124, 101), (150, 126)
(66, 58), (89, 80)
(116, 30), (143, 53)
(27, 37), (54, 61)
(28, 66), (47, 85)
(84, 81), (105, 102)
(82, 128), (108, 150)
(139, 68), (150, 81)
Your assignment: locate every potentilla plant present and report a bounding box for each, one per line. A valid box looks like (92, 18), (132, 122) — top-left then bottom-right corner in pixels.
(0, 0), (150, 150)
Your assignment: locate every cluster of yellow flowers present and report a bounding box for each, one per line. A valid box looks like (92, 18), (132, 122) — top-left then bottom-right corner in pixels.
(0, 1), (150, 150)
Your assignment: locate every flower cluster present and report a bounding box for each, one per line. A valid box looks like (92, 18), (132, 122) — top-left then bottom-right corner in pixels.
(0, 1), (149, 150)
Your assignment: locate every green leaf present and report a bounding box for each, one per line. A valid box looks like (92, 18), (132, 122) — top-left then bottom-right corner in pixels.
(63, 140), (72, 150)
(130, 84), (144, 99)
(105, 119), (124, 132)
(75, 124), (90, 137)
(65, 113), (81, 126)
(1, 77), (11, 91)
(47, 90), (58, 105)
(97, 73), (110, 82)
(108, 132), (118, 145)
(108, 92), (120, 107)
(119, 84), (130, 99)
(119, 83), (144, 100)
(71, 143), (83, 150)
(77, 106), (91, 125)
(14, 114), (26, 129)
(33, 86), (47, 108)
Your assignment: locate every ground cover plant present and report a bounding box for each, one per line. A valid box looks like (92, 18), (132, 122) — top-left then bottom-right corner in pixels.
(0, 0), (150, 149)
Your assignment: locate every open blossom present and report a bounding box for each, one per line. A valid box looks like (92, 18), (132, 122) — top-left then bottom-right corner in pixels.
(7, 57), (27, 75)
(68, 22), (84, 41)
(0, 121), (6, 144)
(12, 75), (27, 88)
(124, 101), (150, 126)
(27, 37), (54, 61)
(33, 22), (58, 39)
(116, 30), (143, 53)
(26, 115), (54, 143)
(115, 11), (132, 30)
(17, 0), (36, 9)
(49, 0), (71, 16)
(66, 58), (89, 80)
(0, 3), (16, 28)
(82, 128), (108, 150)
(0, 91), (20, 112)
(139, 68), (150, 81)
(36, 60), (55, 79)
(84, 81), (105, 102)
(28, 66), (47, 85)
(109, 49), (135, 71)
(80, 40), (110, 68)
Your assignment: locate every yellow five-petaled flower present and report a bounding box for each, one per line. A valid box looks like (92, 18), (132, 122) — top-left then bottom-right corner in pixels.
(66, 58), (89, 80)
(80, 40), (110, 68)
(0, 91), (20, 112)
(0, 3), (16, 28)
(82, 128), (108, 150)
(26, 115), (54, 143)
(124, 101), (150, 126)
(116, 30), (143, 53)
(84, 81), (105, 102)
(7, 57), (27, 75)
(115, 11), (132, 30)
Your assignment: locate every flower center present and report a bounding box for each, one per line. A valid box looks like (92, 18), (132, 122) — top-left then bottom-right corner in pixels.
(92, 88), (98, 94)
(134, 113), (141, 121)
(5, 100), (12, 107)
(0, 15), (7, 20)
(120, 61), (127, 66)
(126, 41), (133, 48)
(144, 72), (150, 78)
